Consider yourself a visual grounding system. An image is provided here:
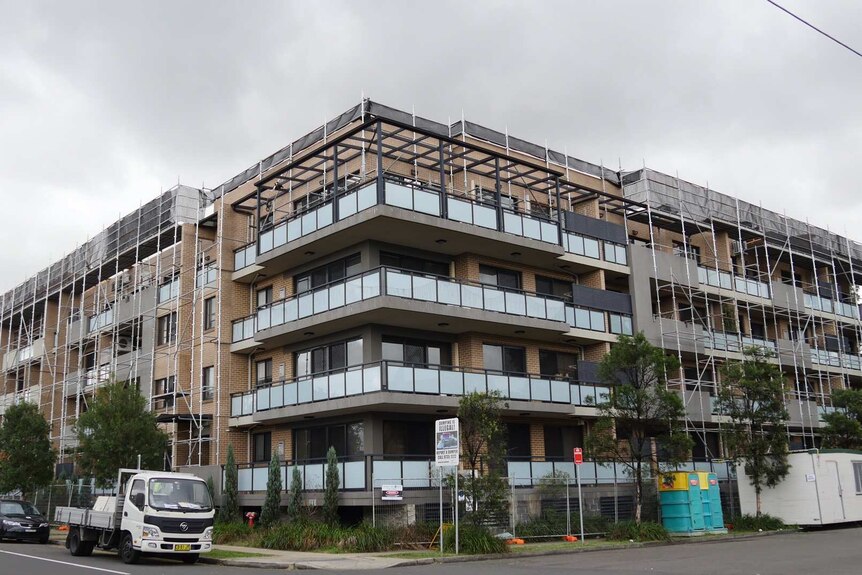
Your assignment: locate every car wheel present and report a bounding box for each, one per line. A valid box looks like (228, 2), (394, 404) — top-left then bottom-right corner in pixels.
(181, 553), (199, 564)
(119, 533), (140, 564)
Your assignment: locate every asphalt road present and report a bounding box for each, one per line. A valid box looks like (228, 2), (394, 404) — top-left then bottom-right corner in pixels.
(1, 527), (861, 574)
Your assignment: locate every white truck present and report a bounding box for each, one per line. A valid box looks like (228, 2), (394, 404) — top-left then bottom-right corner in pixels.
(55, 469), (214, 564)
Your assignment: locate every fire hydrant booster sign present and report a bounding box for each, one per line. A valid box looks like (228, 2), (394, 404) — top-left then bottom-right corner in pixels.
(435, 417), (460, 467)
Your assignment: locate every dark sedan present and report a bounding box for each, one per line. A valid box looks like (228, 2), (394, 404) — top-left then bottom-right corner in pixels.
(0, 500), (50, 543)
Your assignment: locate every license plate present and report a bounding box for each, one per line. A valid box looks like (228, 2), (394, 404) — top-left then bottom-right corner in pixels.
(174, 544), (191, 552)
(25, 529), (36, 533)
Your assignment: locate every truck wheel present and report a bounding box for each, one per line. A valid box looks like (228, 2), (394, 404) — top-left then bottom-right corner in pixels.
(69, 529), (85, 556)
(119, 533), (140, 564)
(181, 553), (199, 564)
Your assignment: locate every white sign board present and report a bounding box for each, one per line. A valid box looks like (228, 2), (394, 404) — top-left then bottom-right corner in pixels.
(435, 418), (460, 466)
(381, 484), (403, 501)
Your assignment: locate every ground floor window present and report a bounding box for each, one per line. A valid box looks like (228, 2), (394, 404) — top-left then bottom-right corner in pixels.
(382, 420), (433, 455)
(294, 421), (364, 461)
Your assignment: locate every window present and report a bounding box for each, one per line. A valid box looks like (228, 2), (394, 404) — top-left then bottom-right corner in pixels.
(295, 254), (362, 294)
(296, 338), (363, 377)
(201, 366), (214, 400)
(155, 376), (175, 408)
(673, 242), (701, 263)
(129, 479), (146, 509)
(483, 344), (526, 374)
(203, 297), (216, 330)
(382, 420), (433, 455)
(535, 276), (572, 301)
(158, 275), (179, 303)
(854, 462), (862, 494)
(544, 425), (584, 461)
(507, 423), (531, 459)
(380, 252), (449, 277)
(604, 242), (628, 265)
(253, 432), (272, 463)
(294, 422), (365, 461)
(609, 313), (633, 335)
(256, 286), (273, 309)
(538, 350), (579, 379)
(157, 313), (177, 346)
(256, 359), (273, 386)
(382, 337), (450, 367)
(479, 265), (521, 291)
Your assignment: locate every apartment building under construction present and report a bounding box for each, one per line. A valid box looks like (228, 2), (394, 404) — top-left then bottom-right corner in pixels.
(2, 100), (859, 510)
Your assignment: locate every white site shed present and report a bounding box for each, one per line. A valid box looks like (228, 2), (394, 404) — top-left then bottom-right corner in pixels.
(737, 450), (862, 526)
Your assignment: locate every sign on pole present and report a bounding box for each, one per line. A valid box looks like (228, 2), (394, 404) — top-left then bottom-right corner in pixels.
(574, 447), (585, 543)
(573, 447), (583, 465)
(435, 418), (460, 467)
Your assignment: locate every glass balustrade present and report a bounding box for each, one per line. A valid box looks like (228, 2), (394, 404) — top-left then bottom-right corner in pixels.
(229, 361), (610, 417)
(231, 315), (257, 342)
(697, 267), (770, 298)
(234, 243), (257, 270)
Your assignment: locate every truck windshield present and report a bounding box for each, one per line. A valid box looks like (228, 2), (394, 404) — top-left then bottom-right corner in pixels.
(147, 478), (213, 512)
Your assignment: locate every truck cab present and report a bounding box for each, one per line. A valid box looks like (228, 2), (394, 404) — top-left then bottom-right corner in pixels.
(57, 469), (215, 564)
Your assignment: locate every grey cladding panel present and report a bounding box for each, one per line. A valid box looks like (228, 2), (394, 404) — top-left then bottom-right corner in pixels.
(571, 284), (632, 314)
(564, 211), (627, 244)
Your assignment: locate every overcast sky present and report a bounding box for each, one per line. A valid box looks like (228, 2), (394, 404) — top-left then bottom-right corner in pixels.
(1, 0), (860, 293)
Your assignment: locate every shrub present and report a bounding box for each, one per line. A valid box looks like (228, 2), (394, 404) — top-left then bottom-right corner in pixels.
(443, 524), (508, 554)
(517, 513), (611, 539)
(607, 520), (669, 542)
(213, 521), (256, 545)
(731, 514), (786, 531)
(260, 521), (396, 552)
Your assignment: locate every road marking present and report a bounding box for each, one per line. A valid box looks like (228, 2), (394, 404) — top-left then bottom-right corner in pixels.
(0, 549), (130, 574)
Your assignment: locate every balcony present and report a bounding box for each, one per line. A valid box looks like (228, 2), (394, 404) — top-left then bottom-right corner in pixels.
(810, 349), (862, 371)
(248, 176), (627, 279)
(229, 361), (610, 419)
(231, 455), (735, 494)
(803, 292), (859, 320)
(87, 308), (114, 333)
(231, 314), (257, 343)
(703, 330), (776, 354)
(696, 266), (771, 299)
(248, 267), (631, 349)
(2, 338), (45, 371)
(0, 385), (41, 416)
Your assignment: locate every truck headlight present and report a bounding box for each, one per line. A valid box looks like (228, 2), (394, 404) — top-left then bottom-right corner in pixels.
(203, 527), (213, 541)
(2, 520), (21, 527)
(141, 525), (160, 539)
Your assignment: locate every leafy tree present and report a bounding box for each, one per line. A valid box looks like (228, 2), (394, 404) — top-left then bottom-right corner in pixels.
(718, 346), (790, 516)
(585, 332), (692, 523)
(260, 451), (282, 527)
(75, 381), (168, 487)
(220, 444), (240, 523)
(287, 465), (303, 521)
(323, 447), (340, 526)
(458, 391), (509, 527)
(0, 402), (56, 499)
(821, 388), (862, 450)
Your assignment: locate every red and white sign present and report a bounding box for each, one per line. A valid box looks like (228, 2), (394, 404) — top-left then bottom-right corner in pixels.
(573, 447), (583, 465)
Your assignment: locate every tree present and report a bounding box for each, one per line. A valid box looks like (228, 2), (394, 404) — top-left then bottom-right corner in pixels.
(75, 381), (168, 487)
(585, 332), (693, 524)
(718, 346), (790, 516)
(260, 451), (282, 527)
(0, 402), (56, 499)
(458, 391), (509, 527)
(821, 388), (862, 450)
(220, 444), (240, 523)
(287, 465), (303, 522)
(323, 446), (340, 526)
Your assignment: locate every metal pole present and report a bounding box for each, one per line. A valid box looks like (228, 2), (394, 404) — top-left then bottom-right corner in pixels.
(576, 464), (585, 543)
(137, 453), (142, 470)
(454, 469), (459, 555)
(439, 468), (443, 554)
(511, 476), (516, 538)
(372, 472), (376, 528)
(566, 481), (571, 536)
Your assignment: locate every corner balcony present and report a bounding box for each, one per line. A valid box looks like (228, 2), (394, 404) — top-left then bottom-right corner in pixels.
(230, 267), (632, 351)
(232, 177), (630, 281)
(229, 361), (609, 425)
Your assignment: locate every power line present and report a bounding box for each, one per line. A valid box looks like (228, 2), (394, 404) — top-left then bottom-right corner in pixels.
(765, 0), (862, 59)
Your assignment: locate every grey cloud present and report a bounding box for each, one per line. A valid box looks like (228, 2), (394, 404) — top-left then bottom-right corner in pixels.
(1, 0), (861, 290)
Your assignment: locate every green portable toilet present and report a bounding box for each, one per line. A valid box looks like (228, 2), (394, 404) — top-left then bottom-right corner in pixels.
(703, 472), (725, 531)
(659, 472), (706, 534)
